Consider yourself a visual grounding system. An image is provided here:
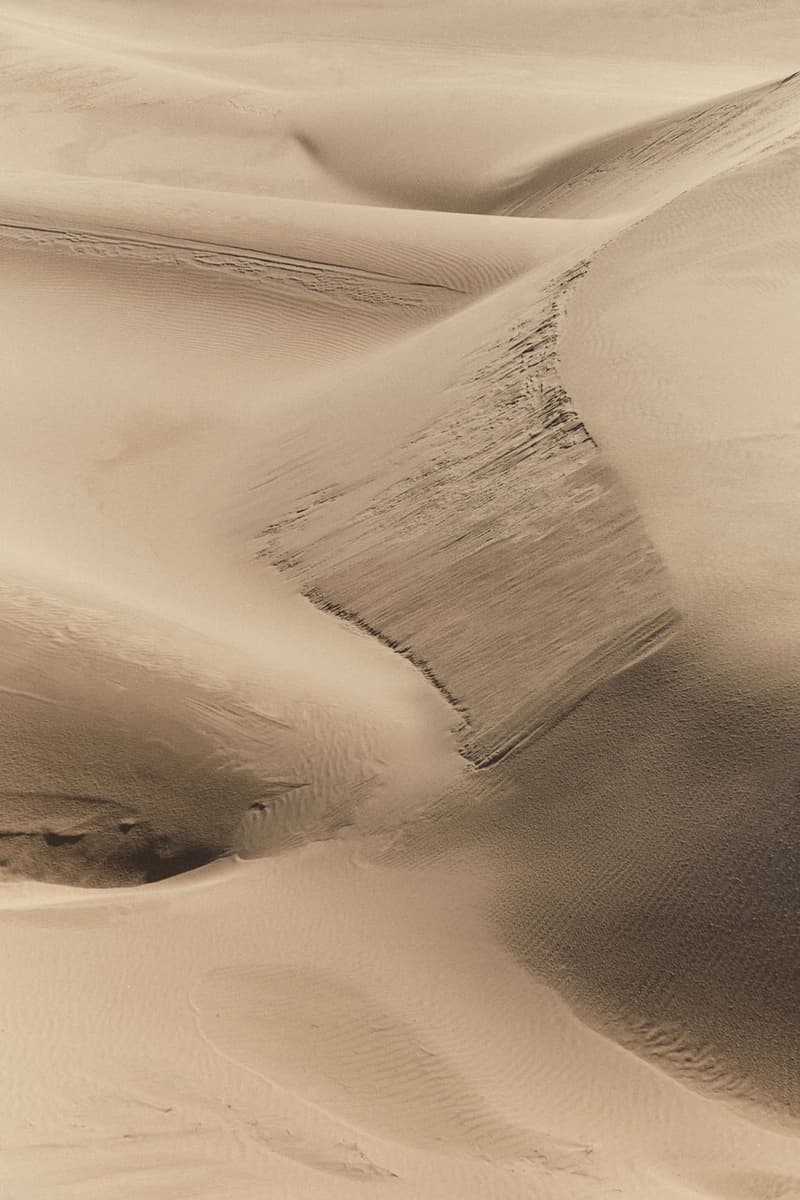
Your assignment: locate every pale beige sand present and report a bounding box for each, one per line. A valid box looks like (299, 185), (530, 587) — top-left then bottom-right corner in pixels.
(249, 247), (676, 765)
(2, 1), (800, 1198)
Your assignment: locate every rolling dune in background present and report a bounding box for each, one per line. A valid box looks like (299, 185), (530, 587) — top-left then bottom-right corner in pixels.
(1, 2), (800, 1198)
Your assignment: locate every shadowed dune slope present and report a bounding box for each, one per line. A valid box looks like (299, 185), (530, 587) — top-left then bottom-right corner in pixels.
(287, 82), (685, 215)
(246, 65), (800, 767)
(371, 619), (800, 1122)
(287, 72), (800, 218)
(283, 87), (800, 1128)
(493, 117), (800, 1120)
(488, 630), (800, 1125)
(0, 556), (461, 887)
(0, 584), (298, 886)
(2, 3), (800, 1198)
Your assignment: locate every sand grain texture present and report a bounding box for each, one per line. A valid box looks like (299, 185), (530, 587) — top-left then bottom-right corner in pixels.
(2, 1), (800, 1198)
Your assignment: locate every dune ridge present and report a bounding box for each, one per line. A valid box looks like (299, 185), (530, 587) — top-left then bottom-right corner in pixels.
(3, 4), (800, 1198)
(501, 69), (800, 216)
(243, 52), (800, 1136)
(0, 217), (470, 311)
(521, 130), (800, 1123)
(251, 253), (677, 766)
(249, 58), (800, 772)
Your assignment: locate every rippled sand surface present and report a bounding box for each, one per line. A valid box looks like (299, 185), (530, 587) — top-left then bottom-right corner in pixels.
(2, 3), (800, 1197)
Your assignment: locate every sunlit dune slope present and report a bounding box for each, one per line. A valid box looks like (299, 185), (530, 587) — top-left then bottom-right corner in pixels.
(489, 109), (800, 1125)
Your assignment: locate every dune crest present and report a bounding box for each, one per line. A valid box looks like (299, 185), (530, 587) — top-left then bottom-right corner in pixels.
(251, 254), (676, 765)
(2, 2), (800, 1198)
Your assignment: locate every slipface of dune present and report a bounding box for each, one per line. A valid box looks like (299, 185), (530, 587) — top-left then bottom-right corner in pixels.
(249, 251), (675, 765)
(2, 2), (800, 1199)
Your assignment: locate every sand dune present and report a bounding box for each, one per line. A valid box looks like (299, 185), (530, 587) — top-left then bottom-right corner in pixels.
(250, 248), (676, 764)
(503, 70), (800, 217)
(2, 1), (800, 1197)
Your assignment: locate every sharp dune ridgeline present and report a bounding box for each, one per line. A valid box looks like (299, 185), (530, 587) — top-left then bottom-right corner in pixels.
(251, 255), (678, 766)
(2, 2), (800, 1199)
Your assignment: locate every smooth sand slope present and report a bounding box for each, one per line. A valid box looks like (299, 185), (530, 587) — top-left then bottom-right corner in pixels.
(2, 2), (800, 1198)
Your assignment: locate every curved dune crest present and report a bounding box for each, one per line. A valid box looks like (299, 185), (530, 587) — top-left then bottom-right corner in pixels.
(520, 134), (800, 1121)
(2, 3), (800, 1199)
(250, 254), (677, 765)
(287, 81), (683, 214)
(246, 65), (800, 769)
(286, 72), (800, 219)
(501, 70), (800, 217)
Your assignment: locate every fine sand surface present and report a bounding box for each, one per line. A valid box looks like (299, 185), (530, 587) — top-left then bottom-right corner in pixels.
(2, 2), (800, 1198)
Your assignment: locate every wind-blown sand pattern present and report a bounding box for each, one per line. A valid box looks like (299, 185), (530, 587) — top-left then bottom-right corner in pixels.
(2, 2), (800, 1198)
(252, 255), (675, 765)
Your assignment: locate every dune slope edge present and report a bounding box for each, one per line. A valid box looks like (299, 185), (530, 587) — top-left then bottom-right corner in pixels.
(252, 257), (677, 767)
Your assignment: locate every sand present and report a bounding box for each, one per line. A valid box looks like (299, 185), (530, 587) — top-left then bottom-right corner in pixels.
(2, 1), (800, 1197)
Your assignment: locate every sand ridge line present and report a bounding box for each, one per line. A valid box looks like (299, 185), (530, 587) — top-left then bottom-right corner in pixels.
(0, 217), (468, 308)
(502, 68), (800, 218)
(255, 255), (678, 767)
(248, 68), (800, 768)
(255, 68), (800, 767)
(489, 121), (800, 1128)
